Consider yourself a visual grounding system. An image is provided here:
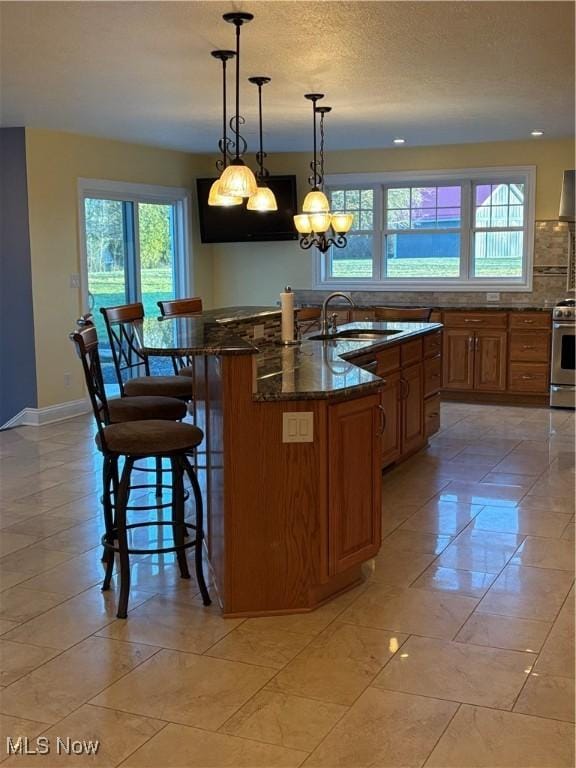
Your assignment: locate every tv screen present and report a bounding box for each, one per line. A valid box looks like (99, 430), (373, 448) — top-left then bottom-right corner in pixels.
(197, 175), (299, 244)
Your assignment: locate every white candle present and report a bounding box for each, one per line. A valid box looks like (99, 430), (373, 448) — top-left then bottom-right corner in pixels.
(280, 287), (295, 343)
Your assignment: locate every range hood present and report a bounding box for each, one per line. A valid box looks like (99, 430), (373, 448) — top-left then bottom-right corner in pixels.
(559, 170), (575, 222)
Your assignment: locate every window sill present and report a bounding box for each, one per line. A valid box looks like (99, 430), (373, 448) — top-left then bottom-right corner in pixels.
(313, 279), (533, 293)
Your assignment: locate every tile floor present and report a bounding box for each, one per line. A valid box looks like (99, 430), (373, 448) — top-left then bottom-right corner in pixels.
(0, 402), (574, 767)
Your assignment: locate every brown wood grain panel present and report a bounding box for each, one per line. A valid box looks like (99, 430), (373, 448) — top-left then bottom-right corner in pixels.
(400, 338), (423, 366)
(424, 393), (441, 438)
(474, 330), (507, 391)
(509, 331), (551, 362)
(443, 311), (507, 329)
(443, 329), (474, 390)
(423, 330), (442, 358)
(380, 372), (402, 468)
(509, 312), (552, 329)
(424, 355), (442, 397)
(509, 362), (550, 393)
(402, 362), (426, 455)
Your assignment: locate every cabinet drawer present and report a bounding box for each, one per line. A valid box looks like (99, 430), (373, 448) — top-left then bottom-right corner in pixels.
(509, 312), (551, 330)
(424, 355), (442, 396)
(377, 346), (401, 375)
(400, 338), (423, 366)
(509, 332), (551, 362)
(424, 393), (441, 437)
(424, 331), (442, 358)
(508, 362), (549, 393)
(443, 311), (507, 329)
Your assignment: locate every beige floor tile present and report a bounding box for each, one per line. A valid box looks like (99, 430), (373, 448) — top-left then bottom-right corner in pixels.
(269, 622), (407, 705)
(0, 587), (67, 623)
(562, 519), (575, 540)
(455, 612), (551, 652)
(97, 594), (241, 654)
(535, 606), (575, 678)
(469, 506), (572, 538)
(0, 636), (158, 724)
(0, 714), (47, 761)
(378, 529), (452, 556)
(412, 565), (495, 598)
(38, 518), (104, 554)
(0, 621), (19, 637)
(380, 503), (420, 537)
(0, 639), (60, 686)
(516, 495), (576, 514)
(2, 585), (154, 650)
(0, 573), (31, 594)
(426, 704), (575, 768)
(122, 722), (306, 767)
(480, 472), (538, 489)
(374, 635), (535, 708)
(206, 623), (311, 669)
(0, 545), (71, 577)
(510, 536), (576, 570)
(339, 584), (477, 638)
(304, 687), (458, 768)
(494, 454), (553, 474)
(477, 564), (574, 621)
(222, 690), (346, 752)
(436, 529), (524, 573)
(0, 534), (40, 558)
(2, 704), (164, 767)
(514, 673), (575, 722)
(364, 551), (437, 586)
(2, 514), (82, 539)
(18, 547), (113, 598)
(436, 480), (526, 506)
(400, 500), (483, 535)
(91, 649), (274, 730)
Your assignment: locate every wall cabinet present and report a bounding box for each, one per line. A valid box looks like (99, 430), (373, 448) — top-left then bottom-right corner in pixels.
(328, 394), (382, 575)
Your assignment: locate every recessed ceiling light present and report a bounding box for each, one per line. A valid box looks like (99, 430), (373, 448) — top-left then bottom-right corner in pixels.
(393, 137), (406, 145)
(531, 129), (544, 136)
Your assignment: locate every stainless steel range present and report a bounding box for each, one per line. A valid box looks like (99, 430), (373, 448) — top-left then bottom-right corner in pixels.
(550, 298), (576, 408)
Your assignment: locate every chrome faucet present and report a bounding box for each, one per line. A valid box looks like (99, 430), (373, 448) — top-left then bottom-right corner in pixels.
(321, 292), (355, 335)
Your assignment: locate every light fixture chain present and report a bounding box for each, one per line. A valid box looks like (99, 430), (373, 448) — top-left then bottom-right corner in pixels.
(319, 110), (325, 190)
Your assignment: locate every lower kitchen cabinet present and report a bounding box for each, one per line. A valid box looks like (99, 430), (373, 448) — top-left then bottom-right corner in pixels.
(402, 361), (426, 455)
(380, 372), (402, 467)
(443, 329), (474, 390)
(328, 394), (382, 575)
(474, 330), (507, 391)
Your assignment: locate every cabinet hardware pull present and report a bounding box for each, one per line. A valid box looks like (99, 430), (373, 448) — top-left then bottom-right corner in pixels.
(475, 337), (479, 351)
(522, 320), (534, 324)
(464, 319), (482, 323)
(378, 404), (386, 434)
(521, 375), (534, 380)
(521, 345), (535, 350)
(468, 336), (474, 349)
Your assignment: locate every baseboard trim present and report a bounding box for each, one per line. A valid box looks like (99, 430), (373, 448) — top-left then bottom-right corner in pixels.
(0, 398), (90, 429)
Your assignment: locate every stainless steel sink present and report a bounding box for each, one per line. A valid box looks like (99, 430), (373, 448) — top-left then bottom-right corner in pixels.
(309, 328), (402, 341)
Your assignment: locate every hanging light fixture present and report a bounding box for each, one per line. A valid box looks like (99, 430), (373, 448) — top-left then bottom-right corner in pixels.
(247, 77), (277, 212)
(208, 49), (242, 207)
(294, 94), (353, 252)
(218, 12), (258, 199)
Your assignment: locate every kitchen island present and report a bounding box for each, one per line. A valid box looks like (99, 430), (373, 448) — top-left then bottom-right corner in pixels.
(139, 309), (442, 617)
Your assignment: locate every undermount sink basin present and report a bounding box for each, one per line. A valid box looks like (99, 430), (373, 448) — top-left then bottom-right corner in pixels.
(309, 328), (402, 341)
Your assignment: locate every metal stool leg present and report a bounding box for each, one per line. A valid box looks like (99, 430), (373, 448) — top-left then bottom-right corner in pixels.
(116, 457), (134, 619)
(155, 457), (163, 498)
(101, 457), (115, 590)
(183, 456), (211, 606)
(171, 456), (190, 579)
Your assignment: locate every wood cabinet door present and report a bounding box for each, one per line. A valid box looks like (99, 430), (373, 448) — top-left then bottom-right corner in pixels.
(401, 362), (426, 456)
(380, 372), (402, 469)
(474, 330), (507, 391)
(328, 394), (382, 575)
(442, 329), (474, 390)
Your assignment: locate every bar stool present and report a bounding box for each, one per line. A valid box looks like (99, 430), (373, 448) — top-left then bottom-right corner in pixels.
(70, 325), (211, 618)
(157, 297), (203, 380)
(374, 307), (432, 321)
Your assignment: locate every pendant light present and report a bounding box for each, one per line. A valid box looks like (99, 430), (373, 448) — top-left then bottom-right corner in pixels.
(208, 49), (242, 207)
(218, 12), (258, 198)
(247, 77), (278, 212)
(294, 95), (353, 253)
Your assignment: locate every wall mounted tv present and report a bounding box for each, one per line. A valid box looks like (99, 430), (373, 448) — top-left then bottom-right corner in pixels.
(197, 175), (299, 244)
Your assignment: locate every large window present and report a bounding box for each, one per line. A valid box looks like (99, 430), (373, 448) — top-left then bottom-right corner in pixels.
(316, 167), (535, 291)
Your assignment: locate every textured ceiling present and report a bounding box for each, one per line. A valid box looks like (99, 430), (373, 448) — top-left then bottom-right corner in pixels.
(1, 1), (574, 152)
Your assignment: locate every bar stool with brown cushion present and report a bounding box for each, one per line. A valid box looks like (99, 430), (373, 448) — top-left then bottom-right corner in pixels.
(69, 324), (211, 618)
(100, 303), (192, 399)
(374, 306), (432, 322)
(156, 297), (203, 379)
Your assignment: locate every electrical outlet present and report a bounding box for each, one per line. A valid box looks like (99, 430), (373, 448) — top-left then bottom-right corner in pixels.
(253, 324), (265, 340)
(282, 412), (313, 443)
(70, 274), (81, 289)
(63, 372), (72, 387)
(486, 292), (500, 302)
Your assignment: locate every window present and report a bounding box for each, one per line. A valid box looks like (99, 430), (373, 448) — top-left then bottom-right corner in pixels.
(315, 167), (534, 291)
(78, 179), (191, 391)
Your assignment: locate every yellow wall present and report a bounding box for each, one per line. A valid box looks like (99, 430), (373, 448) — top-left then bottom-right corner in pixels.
(25, 128), (213, 407)
(211, 138), (575, 306)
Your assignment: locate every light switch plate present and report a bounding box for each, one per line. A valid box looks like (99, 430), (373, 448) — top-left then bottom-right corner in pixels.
(486, 292), (500, 302)
(282, 412), (314, 443)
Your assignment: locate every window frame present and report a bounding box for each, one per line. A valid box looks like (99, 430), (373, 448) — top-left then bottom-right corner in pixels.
(77, 178), (192, 314)
(314, 166), (535, 292)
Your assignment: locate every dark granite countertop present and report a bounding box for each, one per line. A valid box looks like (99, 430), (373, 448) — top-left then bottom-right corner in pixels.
(138, 315), (256, 357)
(253, 321), (443, 401)
(297, 303), (553, 312)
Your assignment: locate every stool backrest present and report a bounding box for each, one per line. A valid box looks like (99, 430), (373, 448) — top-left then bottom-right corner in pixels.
(374, 306), (432, 322)
(100, 303), (148, 396)
(69, 324), (110, 449)
(157, 297), (203, 317)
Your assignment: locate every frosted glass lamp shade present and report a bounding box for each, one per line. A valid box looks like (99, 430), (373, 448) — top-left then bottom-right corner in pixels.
(247, 186), (278, 212)
(331, 212), (354, 234)
(310, 212), (331, 234)
(294, 214), (312, 234)
(218, 161), (258, 198)
(302, 189), (330, 213)
(208, 179), (242, 207)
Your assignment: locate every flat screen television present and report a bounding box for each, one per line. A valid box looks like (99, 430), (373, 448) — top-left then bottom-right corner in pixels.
(196, 174), (299, 243)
